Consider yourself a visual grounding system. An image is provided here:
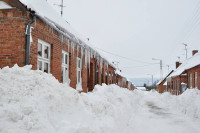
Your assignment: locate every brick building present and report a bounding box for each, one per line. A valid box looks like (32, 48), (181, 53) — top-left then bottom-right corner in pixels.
(156, 70), (174, 93)
(166, 50), (200, 95)
(0, 0), (135, 92)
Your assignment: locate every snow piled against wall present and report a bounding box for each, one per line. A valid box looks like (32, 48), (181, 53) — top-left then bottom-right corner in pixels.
(0, 65), (200, 133)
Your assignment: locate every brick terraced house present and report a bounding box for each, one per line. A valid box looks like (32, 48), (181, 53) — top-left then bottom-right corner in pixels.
(0, 0), (135, 92)
(166, 50), (200, 95)
(156, 70), (174, 93)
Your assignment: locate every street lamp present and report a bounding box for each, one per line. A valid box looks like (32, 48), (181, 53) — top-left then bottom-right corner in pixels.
(152, 58), (163, 79)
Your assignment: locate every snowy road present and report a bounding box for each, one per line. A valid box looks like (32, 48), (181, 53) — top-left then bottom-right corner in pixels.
(128, 92), (200, 133)
(0, 66), (200, 133)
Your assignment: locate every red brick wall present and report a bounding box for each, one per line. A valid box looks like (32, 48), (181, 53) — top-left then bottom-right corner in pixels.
(187, 66), (200, 90)
(167, 75), (187, 95)
(0, 7), (133, 92)
(30, 17), (89, 91)
(0, 9), (28, 68)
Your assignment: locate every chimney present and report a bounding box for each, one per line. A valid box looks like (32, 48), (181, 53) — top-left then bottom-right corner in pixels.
(192, 50), (198, 56)
(176, 62), (181, 69)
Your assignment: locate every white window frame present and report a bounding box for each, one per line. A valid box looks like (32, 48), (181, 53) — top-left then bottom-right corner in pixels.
(195, 72), (198, 88)
(62, 50), (69, 83)
(77, 57), (82, 85)
(190, 73), (193, 88)
(37, 39), (51, 73)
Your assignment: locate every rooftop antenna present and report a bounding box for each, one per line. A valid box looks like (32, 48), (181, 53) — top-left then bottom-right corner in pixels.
(54, 0), (66, 16)
(182, 43), (188, 59)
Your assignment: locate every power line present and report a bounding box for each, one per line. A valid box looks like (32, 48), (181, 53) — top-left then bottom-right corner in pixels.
(121, 63), (159, 69)
(95, 47), (155, 65)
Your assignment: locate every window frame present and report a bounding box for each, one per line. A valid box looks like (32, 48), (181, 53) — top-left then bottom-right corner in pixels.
(77, 57), (82, 85)
(195, 72), (198, 88)
(190, 73), (193, 88)
(62, 50), (69, 83)
(37, 39), (51, 73)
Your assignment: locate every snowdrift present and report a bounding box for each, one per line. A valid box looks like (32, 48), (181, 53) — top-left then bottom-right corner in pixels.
(0, 65), (200, 133)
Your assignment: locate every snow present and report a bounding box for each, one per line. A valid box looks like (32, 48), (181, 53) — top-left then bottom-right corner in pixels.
(18, 0), (116, 70)
(0, 1), (13, 9)
(0, 65), (200, 133)
(169, 52), (200, 78)
(136, 87), (147, 91)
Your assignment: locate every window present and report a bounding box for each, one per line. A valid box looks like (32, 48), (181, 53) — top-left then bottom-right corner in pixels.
(77, 57), (82, 84)
(37, 40), (51, 73)
(190, 73), (193, 88)
(105, 70), (108, 84)
(62, 51), (69, 83)
(195, 72), (198, 88)
(109, 72), (111, 84)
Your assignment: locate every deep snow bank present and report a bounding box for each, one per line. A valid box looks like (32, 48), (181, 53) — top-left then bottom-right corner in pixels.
(0, 65), (142, 133)
(0, 65), (200, 133)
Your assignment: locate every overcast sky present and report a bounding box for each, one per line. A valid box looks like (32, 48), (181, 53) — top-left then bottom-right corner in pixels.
(48, 0), (200, 79)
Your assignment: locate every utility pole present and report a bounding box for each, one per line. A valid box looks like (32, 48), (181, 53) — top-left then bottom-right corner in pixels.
(152, 58), (163, 79)
(54, 0), (66, 16)
(182, 43), (188, 59)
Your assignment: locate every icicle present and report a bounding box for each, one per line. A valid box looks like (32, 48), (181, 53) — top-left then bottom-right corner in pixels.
(77, 45), (79, 57)
(84, 49), (87, 68)
(100, 58), (103, 73)
(68, 39), (70, 52)
(88, 50), (91, 76)
(73, 43), (75, 57)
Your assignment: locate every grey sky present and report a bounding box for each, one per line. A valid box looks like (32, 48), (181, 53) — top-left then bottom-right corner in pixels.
(48, 0), (200, 79)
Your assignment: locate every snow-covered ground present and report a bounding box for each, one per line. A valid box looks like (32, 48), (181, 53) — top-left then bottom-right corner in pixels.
(0, 65), (200, 133)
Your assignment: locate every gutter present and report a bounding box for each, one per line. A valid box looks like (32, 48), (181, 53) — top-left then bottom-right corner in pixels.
(25, 13), (36, 65)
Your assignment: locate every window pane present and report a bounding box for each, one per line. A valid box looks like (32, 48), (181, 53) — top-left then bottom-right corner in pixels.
(78, 71), (81, 83)
(38, 61), (42, 70)
(44, 62), (49, 73)
(38, 43), (42, 56)
(44, 45), (49, 59)
(62, 53), (64, 63)
(77, 60), (80, 68)
(65, 54), (68, 65)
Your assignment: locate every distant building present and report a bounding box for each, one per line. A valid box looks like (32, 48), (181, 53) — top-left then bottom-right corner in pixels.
(157, 70), (174, 93)
(166, 50), (200, 95)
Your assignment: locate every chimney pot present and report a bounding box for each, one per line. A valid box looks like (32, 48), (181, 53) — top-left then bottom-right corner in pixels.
(192, 50), (198, 56)
(176, 62), (181, 69)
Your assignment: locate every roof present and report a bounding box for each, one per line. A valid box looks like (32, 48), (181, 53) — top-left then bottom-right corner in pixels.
(156, 70), (174, 86)
(115, 70), (127, 79)
(18, 0), (116, 69)
(168, 52), (200, 78)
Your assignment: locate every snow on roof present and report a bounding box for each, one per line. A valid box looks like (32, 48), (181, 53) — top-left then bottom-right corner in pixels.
(115, 70), (127, 79)
(19, 0), (116, 69)
(156, 70), (174, 85)
(163, 81), (167, 86)
(0, 1), (13, 9)
(169, 53), (200, 78)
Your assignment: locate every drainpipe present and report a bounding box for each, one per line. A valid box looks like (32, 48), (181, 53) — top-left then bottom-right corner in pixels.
(25, 13), (36, 65)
